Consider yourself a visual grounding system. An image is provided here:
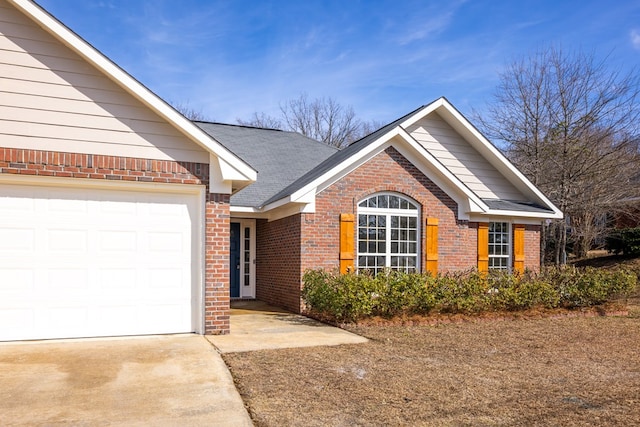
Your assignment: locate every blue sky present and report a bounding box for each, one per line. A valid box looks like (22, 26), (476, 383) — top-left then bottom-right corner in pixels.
(37, 0), (640, 125)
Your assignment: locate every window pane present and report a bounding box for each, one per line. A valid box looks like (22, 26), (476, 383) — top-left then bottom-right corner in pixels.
(389, 196), (400, 209)
(357, 194), (420, 274)
(488, 222), (510, 271)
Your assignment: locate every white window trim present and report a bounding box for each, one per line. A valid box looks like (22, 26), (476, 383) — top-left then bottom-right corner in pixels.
(357, 193), (421, 273)
(488, 221), (511, 271)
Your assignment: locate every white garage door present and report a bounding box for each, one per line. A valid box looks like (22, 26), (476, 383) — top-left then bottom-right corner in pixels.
(0, 181), (201, 341)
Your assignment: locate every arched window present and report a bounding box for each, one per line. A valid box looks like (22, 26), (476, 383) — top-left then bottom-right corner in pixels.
(357, 193), (420, 275)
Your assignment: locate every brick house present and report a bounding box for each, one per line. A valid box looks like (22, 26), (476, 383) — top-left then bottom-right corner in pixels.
(0, 0), (561, 340)
(197, 102), (562, 314)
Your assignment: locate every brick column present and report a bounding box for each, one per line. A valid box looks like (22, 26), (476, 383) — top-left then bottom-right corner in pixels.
(204, 192), (231, 334)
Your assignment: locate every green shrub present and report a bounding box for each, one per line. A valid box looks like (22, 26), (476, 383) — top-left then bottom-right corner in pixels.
(432, 271), (489, 314)
(374, 270), (436, 316)
(486, 271), (559, 311)
(301, 269), (380, 323)
(540, 266), (637, 307)
(606, 228), (640, 256)
(301, 266), (638, 323)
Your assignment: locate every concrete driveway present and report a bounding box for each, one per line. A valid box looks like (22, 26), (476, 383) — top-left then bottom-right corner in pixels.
(0, 334), (252, 426)
(207, 300), (368, 353)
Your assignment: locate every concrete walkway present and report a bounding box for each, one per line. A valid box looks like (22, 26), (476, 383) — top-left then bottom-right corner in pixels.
(207, 300), (368, 353)
(0, 334), (252, 426)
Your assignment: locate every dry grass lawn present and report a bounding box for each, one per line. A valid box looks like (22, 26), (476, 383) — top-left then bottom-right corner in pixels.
(225, 314), (640, 426)
(225, 256), (640, 426)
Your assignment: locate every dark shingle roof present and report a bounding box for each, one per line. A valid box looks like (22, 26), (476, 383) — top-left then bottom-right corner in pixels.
(194, 122), (339, 207)
(260, 105), (427, 206)
(482, 199), (553, 213)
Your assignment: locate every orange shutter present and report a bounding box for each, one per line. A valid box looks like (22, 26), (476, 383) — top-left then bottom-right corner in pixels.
(477, 222), (489, 273)
(425, 218), (438, 276)
(513, 224), (525, 273)
(339, 213), (355, 274)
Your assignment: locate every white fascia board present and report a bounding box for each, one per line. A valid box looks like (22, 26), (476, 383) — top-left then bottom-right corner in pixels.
(265, 125), (490, 220)
(399, 97), (562, 218)
(399, 97), (446, 128)
(230, 206), (260, 213)
(484, 209), (564, 219)
(267, 202), (314, 222)
(433, 100), (561, 217)
(468, 214), (546, 226)
(9, 0), (256, 184)
(287, 127), (413, 204)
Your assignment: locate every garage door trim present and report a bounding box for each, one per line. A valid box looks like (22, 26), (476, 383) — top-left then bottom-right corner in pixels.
(0, 173), (206, 340)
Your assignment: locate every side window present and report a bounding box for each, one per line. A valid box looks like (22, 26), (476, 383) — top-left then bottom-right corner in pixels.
(357, 193), (419, 275)
(488, 222), (510, 270)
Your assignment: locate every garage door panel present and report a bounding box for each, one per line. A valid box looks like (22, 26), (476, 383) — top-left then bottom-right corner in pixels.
(0, 182), (199, 341)
(0, 228), (35, 251)
(99, 230), (137, 252)
(0, 269), (34, 294)
(48, 229), (88, 252)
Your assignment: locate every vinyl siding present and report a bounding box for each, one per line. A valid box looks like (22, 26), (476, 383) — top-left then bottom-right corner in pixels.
(0, 1), (208, 163)
(407, 113), (524, 201)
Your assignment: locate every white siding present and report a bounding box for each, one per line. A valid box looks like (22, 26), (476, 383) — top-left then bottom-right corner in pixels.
(0, 1), (208, 163)
(407, 113), (525, 201)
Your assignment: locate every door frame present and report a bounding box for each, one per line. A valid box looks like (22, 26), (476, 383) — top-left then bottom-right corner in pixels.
(230, 219), (256, 298)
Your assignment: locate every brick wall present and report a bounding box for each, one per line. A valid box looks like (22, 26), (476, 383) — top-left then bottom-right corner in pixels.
(0, 148), (206, 184)
(0, 147), (232, 335)
(204, 193), (231, 334)
(255, 215), (303, 312)
(301, 146), (477, 274)
(524, 224), (542, 271)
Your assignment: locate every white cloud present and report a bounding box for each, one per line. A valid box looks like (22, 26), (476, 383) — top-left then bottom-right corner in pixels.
(631, 29), (640, 50)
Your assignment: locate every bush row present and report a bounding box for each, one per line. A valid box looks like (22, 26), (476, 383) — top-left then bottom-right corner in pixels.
(301, 267), (638, 323)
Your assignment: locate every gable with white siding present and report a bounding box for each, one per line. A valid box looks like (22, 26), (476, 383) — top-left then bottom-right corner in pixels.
(406, 112), (525, 202)
(0, 0), (208, 163)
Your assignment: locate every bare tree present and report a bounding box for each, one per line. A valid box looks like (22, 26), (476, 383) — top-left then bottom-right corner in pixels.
(237, 112), (283, 130)
(170, 100), (211, 121)
(476, 47), (640, 263)
(238, 93), (379, 148)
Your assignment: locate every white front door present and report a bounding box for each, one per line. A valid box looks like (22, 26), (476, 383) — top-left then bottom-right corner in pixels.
(0, 179), (202, 341)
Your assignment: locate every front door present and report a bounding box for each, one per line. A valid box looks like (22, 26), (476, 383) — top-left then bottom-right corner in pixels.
(230, 222), (240, 298)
